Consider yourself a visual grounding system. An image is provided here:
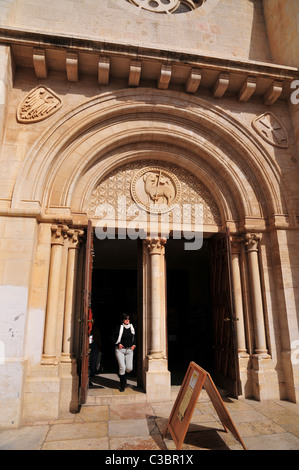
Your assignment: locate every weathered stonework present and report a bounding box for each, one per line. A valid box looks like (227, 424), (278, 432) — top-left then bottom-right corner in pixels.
(16, 86), (62, 123)
(126, 0), (207, 14)
(252, 113), (289, 149)
(88, 160), (221, 225)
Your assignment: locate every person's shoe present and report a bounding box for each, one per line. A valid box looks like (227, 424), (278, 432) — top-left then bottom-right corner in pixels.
(119, 374), (126, 392)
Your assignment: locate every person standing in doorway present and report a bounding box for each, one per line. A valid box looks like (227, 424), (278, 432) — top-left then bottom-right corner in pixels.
(112, 313), (136, 392)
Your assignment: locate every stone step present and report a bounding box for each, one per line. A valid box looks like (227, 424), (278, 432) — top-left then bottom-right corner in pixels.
(85, 389), (147, 406)
(84, 382), (211, 406)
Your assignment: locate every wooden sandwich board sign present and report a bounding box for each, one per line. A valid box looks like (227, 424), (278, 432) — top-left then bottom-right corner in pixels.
(164, 362), (246, 450)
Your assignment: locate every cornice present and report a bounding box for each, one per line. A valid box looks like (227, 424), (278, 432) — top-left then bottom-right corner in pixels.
(1, 26), (299, 104)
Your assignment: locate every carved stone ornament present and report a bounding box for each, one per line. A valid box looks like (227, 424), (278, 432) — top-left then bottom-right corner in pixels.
(131, 167), (181, 213)
(126, 0), (207, 14)
(17, 86), (62, 123)
(88, 160), (221, 225)
(252, 112), (288, 149)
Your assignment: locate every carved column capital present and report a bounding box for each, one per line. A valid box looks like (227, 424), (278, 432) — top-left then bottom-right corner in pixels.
(146, 237), (167, 255)
(230, 236), (244, 254)
(67, 228), (84, 249)
(51, 224), (68, 245)
(244, 233), (260, 253)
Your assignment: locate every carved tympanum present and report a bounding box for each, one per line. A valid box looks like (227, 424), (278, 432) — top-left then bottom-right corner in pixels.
(88, 160), (221, 225)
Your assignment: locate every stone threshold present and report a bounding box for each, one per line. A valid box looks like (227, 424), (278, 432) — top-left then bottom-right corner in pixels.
(84, 373), (212, 406)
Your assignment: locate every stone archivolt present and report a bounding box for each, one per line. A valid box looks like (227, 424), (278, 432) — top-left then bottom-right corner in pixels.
(11, 89), (293, 232)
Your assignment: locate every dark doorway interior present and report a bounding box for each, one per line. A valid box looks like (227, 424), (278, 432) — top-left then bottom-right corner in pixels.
(91, 236), (214, 388)
(166, 238), (214, 385)
(92, 238), (138, 374)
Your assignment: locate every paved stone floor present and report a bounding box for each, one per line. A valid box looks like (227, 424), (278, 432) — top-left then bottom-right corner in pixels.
(1, 374), (299, 451)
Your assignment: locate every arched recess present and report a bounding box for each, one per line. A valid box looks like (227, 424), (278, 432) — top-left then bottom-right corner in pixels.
(12, 88), (294, 231)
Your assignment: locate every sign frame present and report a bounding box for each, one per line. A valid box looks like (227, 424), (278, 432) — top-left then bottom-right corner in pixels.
(164, 362), (246, 450)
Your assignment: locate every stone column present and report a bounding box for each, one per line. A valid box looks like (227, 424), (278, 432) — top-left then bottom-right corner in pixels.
(231, 236), (247, 356)
(61, 229), (84, 362)
(145, 236), (171, 400)
(146, 236), (166, 359)
(244, 233), (268, 357)
(42, 224), (68, 363)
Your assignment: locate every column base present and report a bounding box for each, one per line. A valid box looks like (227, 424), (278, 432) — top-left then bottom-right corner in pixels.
(252, 350), (271, 359)
(60, 353), (76, 363)
(238, 355), (250, 398)
(21, 361), (79, 424)
(145, 358), (171, 401)
(41, 354), (59, 365)
(251, 355), (280, 401)
(281, 351), (299, 403)
(59, 361), (79, 416)
(22, 370), (60, 423)
(148, 351), (163, 360)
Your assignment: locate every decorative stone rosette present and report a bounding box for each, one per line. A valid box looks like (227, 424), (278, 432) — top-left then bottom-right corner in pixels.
(126, 0), (207, 14)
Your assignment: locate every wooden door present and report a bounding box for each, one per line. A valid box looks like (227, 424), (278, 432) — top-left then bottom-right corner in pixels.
(79, 220), (94, 405)
(209, 228), (241, 398)
(136, 238), (144, 388)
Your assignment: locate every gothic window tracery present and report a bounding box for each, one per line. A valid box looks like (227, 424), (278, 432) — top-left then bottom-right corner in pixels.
(126, 0), (207, 14)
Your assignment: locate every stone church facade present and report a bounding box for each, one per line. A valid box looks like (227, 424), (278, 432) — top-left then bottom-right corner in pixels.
(0, 0), (299, 427)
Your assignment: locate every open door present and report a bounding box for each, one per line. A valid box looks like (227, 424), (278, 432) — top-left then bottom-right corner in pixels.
(136, 238), (144, 388)
(79, 220), (94, 405)
(209, 228), (241, 398)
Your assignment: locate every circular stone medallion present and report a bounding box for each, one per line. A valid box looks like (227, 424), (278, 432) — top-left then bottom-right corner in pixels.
(127, 0), (207, 14)
(131, 167), (181, 213)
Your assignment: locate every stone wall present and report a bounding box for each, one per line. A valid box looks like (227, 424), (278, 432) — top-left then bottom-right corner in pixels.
(263, 0), (299, 188)
(263, 0), (299, 67)
(0, 216), (38, 426)
(0, 45), (14, 158)
(0, 0), (272, 62)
